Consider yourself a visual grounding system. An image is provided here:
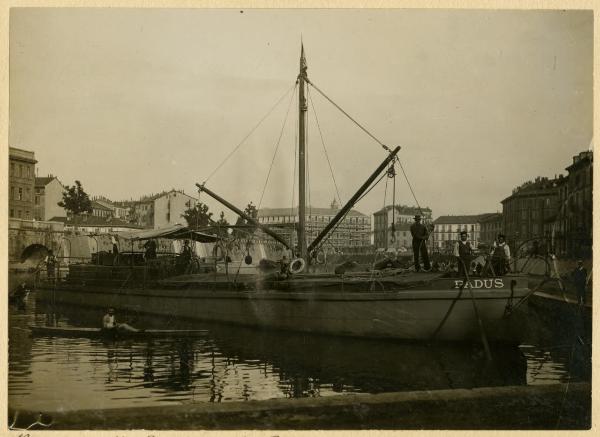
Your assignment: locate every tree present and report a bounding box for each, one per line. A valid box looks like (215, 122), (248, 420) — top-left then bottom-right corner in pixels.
(181, 203), (213, 229)
(58, 180), (93, 217)
(212, 211), (230, 238)
(234, 202), (258, 238)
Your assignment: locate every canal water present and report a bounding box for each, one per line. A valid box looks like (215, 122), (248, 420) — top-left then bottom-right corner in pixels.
(8, 290), (591, 412)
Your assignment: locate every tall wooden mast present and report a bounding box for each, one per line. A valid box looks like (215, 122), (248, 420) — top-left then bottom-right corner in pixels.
(297, 44), (308, 260)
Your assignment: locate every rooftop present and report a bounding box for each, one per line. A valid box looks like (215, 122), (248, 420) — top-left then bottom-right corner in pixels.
(433, 214), (496, 225)
(115, 189), (197, 205)
(34, 176), (59, 187)
(49, 215), (141, 229)
(374, 205), (432, 215)
(91, 200), (113, 212)
(477, 212), (502, 223)
(566, 150), (593, 172)
(9, 147), (37, 163)
(258, 206), (367, 218)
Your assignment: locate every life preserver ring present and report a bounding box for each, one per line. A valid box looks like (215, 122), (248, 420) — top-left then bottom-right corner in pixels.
(315, 250), (326, 265)
(288, 258), (306, 275)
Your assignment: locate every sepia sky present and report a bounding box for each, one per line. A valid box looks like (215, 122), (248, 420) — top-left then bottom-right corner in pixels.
(9, 8), (593, 219)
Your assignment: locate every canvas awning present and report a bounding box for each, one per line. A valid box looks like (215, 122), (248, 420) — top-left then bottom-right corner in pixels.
(119, 224), (218, 243)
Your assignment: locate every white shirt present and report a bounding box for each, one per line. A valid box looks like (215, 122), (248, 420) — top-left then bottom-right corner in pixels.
(453, 240), (470, 257)
(103, 314), (116, 328)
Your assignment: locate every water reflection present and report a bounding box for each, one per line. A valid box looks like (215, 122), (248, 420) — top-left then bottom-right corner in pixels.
(7, 295), (590, 412)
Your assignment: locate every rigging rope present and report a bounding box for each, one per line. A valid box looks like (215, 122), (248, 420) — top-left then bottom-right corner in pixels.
(307, 86), (343, 207)
(203, 80), (297, 184)
(313, 169), (388, 254)
(258, 82), (298, 210)
(306, 78), (391, 153)
(396, 158), (423, 214)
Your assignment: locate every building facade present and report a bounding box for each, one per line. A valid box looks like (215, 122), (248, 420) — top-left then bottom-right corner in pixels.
(501, 176), (564, 252)
(9, 147), (37, 220)
(478, 213), (503, 246)
(34, 176), (67, 221)
(432, 215), (492, 253)
(116, 190), (198, 229)
(92, 196), (129, 219)
(257, 203), (371, 250)
(556, 151), (593, 258)
(91, 200), (114, 218)
(373, 205), (433, 250)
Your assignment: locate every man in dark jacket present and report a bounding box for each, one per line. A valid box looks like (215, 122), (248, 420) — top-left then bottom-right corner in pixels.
(572, 260), (588, 305)
(410, 215), (431, 272)
(453, 230), (472, 278)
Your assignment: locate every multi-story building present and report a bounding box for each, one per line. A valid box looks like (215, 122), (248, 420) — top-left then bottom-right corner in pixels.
(478, 213), (503, 246)
(556, 150), (593, 258)
(92, 196), (129, 219)
(373, 205), (433, 250)
(116, 189), (198, 229)
(257, 202), (371, 251)
(432, 215), (492, 253)
(33, 175), (67, 221)
(501, 175), (565, 251)
(91, 200), (114, 218)
(9, 147), (37, 220)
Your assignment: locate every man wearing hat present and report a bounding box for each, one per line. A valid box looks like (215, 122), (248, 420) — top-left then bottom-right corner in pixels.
(453, 230), (472, 278)
(490, 234), (511, 276)
(410, 215), (431, 272)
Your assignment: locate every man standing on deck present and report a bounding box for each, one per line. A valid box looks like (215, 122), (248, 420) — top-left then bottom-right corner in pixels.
(490, 234), (511, 276)
(453, 230), (472, 278)
(410, 215), (431, 272)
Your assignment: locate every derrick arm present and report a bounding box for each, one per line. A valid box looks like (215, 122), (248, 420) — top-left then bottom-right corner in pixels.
(307, 146), (401, 257)
(196, 183), (291, 250)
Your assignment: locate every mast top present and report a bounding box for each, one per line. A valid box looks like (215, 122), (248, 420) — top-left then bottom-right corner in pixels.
(300, 43), (307, 77)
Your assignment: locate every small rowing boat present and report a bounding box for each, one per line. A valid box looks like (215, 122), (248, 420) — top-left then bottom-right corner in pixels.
(29, 325), (209, 339)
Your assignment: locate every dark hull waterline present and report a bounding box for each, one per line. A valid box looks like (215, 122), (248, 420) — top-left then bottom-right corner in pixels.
(35, 272), (531, 343)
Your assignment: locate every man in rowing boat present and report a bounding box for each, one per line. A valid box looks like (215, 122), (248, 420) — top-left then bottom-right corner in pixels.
(410, 215), (432, 272)
(102, 308), (141, 333)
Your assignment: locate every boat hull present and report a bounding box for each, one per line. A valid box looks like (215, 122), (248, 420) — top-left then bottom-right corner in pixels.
(35, 275), (529, 342)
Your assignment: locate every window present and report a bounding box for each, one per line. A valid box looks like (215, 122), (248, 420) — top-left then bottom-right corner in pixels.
(17, 210), (22, 218)
(10, 163), (14, 175)
(18, 165), (23, 177)
(25, 210), (30, 219)
(26, 166), (30, 178)
(18, 187), (23, 200)
(26, 188), (30, 201)
(35, 196), (40, 205)
(9, 209), (13, 218)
